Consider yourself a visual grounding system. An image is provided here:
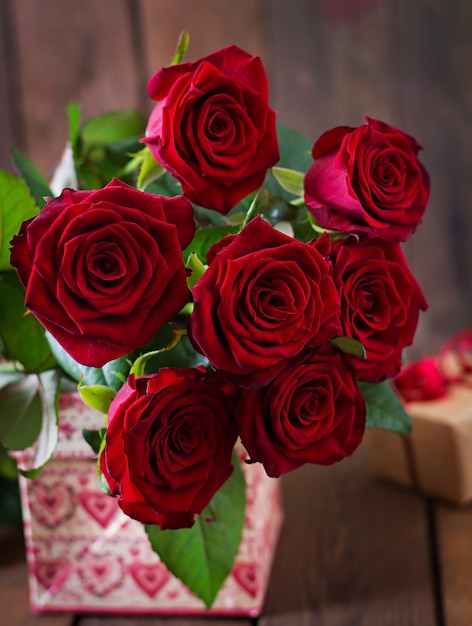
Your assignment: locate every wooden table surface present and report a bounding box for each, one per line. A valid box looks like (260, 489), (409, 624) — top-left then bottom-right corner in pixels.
(2, 441), (472, 626)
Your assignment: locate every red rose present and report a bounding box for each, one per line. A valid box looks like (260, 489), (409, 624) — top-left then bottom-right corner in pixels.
(331, 237), (428, 382)
(100, 369), (238, 530)
(188, 217), (341, 387)
(236, 349), (366, 477)
(10, 179), (195, 367)
(304, 117), (430, 241)
(143, 45), (279, 214)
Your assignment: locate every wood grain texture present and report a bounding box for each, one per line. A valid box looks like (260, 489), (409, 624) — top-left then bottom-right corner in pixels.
(436, 504), (472, 626)
(260, 443), (436, 626)
(263, 0), (472, 358)
(139, 0), (266, 103)
(0, 0), (23, 172)
(10, 0), (141, 178)
(79, 617), (253, 626)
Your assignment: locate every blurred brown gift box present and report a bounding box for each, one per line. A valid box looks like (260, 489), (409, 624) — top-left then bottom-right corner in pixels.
(366, 384), (472, 505)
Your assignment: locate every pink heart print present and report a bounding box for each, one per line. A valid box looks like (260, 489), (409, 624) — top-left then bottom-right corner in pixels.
(35, 558), (71, 592)
(79, 490), (118, 528)
(232, 561), (259, 597)
(77, 551), (125, 597)
(29, 481), (76, 529)
(128, 561), (171, 597)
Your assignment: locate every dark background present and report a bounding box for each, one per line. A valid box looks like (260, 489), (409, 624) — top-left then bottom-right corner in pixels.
(1, 0), (471, 357)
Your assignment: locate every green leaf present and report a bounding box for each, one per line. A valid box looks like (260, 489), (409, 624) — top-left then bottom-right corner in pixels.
(183, 225), (239, 265)
(45, 332), (91, 383)
(0, 373), (42, 450)
(359, 380), (412, 435)
(137, 149), (165, 191)
(19, 370), (61, 477)
(241, 187), (270, 229)
(100, 358), (132, 391)
(171, 31), (190, 65)
(0, 442), (18, 480)
(272, 166), (305, 197)
(78, 384), (116, 414)
(81, 109), (144, 145)
(10, 150), (53, 209)
(82, 427), (106, 456)
(330, 336), (366, 360)
(264, 196), (299, 223)
(0, 272), (57, 371)
(45, 332), (125, 389)
(143, 332), (208, 373)
(0, 171), (39, 270)
(145, 451), (246, 609)
(0, 371), (23, 390)
(143, 170), (182, 198)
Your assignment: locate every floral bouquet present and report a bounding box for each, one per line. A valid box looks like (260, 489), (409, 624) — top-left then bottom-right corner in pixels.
(0, 33), (429, 609)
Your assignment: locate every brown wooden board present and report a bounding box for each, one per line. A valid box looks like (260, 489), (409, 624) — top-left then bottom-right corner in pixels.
(260, 443), (437, 625)
(262, 0), (472, 359)
(11, 0), (141, 178)
(139, 0), (266, 110)
(436, 504), (472, 626)
(0, 0), (23, 172)
(79, 618), (252, 626)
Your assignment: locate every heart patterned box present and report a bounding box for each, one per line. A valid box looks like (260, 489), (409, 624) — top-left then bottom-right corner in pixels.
(19, 392), (282, 616)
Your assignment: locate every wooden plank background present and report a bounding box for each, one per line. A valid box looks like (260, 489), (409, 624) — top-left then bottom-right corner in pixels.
(1, 1), (472, 624)
(1, 0), (470, 357)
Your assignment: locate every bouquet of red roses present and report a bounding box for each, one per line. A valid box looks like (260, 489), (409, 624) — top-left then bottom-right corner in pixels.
(0, 33), (429, 608)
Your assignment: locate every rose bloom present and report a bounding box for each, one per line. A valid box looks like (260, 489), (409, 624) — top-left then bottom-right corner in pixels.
(10, 179), (195, 367)
(143, 45), (279, 214)
(331, 236), (428, 382)
(304, 117), (430, 241)
(188, 217), (341, 388)
(236, 349), (366, 477)
(100, 368), (238, 530)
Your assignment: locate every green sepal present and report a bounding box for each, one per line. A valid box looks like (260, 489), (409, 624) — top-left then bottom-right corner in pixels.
(330, 336), (367, 360)
(272, 166), (305, 197)
(137, 149), (165, 191)
(171, 31), (190, 65)
(359, 380), (412, 435)
(307, 211), (345, 240)
(140, 331), (208, 373)
(129, 324), (187, 377)
(78, 383), (117, 414)
(145, 450), (246, 609)
(241, 187), (270, 229)
(185, 252), (206, 289)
